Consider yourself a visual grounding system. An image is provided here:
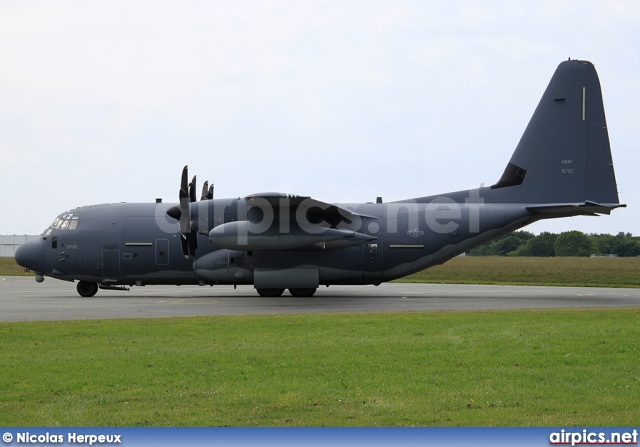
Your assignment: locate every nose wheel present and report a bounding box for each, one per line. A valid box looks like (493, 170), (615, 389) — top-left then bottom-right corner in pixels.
(77, 281), (98, 297)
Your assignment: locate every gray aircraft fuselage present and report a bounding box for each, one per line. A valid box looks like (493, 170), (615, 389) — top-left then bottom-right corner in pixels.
(17, 193), (534, 284)
(15, 60), (625, 297)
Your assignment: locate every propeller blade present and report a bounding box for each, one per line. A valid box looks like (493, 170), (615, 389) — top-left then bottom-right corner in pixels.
(189, 176), (197, 203)
(180, 234), (190, 259)
(201, 181), (209, 201)
(178, 166), (194, 258)
(180, 166), (189, 197)
(178, 188), (190, 236)
(188, 232), (197, 256)
(174, 166), (201, 258)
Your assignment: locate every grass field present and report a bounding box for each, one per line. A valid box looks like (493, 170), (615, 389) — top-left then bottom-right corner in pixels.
(401, 256), (640, 288)
(2, 256), (639, 426)
(0, 257), (31, 276)
(1, 309), (639, 426)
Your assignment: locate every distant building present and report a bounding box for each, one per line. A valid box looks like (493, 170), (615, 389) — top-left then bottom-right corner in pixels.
(0, 235), (39, 257)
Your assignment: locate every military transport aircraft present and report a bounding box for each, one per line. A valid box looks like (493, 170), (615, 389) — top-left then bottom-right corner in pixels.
(16, 59), (624, 297)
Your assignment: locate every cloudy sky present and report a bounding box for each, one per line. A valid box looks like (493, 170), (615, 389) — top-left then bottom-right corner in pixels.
(2, 1), (639, 235)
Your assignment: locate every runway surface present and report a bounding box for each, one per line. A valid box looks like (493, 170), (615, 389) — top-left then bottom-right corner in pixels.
(2, 276), (640, 322)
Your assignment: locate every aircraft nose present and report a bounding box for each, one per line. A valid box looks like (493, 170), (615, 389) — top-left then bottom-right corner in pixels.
(15, 238), (46, 273)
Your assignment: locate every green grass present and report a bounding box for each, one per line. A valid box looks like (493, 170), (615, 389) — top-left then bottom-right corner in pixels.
(0, 257), (32, 276)
(401, 256), (640, 288)
(1, 309), (639, 426)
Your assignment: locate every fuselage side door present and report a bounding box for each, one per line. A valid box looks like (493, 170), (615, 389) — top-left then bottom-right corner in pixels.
(363, 237), (383, 277)
(155, 239), (169, 265)
(102, 249), (121, 280)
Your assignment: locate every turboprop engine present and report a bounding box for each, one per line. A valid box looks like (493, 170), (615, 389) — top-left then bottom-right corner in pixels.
(208, 221), (376, 251)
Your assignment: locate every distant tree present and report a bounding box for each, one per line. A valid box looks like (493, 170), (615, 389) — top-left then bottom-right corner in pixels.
(512, 232), (557, 256)
(467, 231), (531, 256)
(590, 233), (616, 254)
(493, 236), (524, 256)
(588, 232), (640, 256)
(467, 243), (494, 256)
(611, 232), (640, 256)
(510, 231), (535, 242)
(466, 230), (640, 257)
(554, 231), (599, 257)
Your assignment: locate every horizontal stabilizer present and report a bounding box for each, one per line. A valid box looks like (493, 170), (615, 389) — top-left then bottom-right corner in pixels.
(526, 201), (626, 217)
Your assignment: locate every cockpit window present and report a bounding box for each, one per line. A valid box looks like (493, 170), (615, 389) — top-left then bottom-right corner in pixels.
(44, 213), (80, 235)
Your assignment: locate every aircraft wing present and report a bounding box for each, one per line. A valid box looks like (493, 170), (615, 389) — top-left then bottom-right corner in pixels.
(207, 193), (378, 251)
(244, 192), (377, 226)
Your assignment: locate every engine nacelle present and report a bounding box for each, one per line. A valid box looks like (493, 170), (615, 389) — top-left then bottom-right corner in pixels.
(209, 221), (376, 251)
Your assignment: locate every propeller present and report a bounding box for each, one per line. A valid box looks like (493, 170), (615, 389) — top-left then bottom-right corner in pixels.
(164, 166), (197, 258)
(167, 166), (214, 258)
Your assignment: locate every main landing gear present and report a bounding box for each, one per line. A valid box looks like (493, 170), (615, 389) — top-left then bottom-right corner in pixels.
(256, 288), (317, 297)
(288, 288), (316, 297)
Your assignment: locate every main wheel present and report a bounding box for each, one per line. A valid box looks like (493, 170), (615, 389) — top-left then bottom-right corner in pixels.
(289, 288), (317, 297)
(256, 288), (285, 297)
(77, 281), (98, 297)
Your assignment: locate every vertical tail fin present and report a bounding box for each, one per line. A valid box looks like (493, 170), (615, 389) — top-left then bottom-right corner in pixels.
(491, 60), (622, 209)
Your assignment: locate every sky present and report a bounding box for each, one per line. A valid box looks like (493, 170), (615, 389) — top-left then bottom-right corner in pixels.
(1, 0), (639, 236)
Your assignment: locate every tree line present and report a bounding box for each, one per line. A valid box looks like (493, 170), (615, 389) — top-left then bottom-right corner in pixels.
(467, 231), (640, 257)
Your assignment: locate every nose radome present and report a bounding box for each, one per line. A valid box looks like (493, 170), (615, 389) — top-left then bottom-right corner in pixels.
(15, 238), (46, 273)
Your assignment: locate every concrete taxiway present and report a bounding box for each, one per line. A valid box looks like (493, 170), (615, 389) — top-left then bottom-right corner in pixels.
(1, 276), (639, 322)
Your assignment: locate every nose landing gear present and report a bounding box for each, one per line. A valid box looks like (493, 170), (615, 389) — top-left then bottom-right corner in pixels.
(77, 281), (98, 297)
